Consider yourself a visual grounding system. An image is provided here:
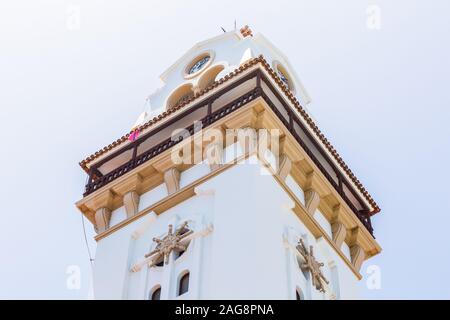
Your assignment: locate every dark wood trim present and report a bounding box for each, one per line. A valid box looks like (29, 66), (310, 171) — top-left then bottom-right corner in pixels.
(83, 69), (374, 236)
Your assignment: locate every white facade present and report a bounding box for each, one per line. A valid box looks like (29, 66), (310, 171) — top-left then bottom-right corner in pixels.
(143, 29), (311, 121)
(85, 28), (374, 300)
(93, 152), (360, 300)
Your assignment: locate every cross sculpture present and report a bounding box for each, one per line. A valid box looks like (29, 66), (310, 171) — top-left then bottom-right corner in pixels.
(144, 221), (193, 267)
(296, 238), (329, 293)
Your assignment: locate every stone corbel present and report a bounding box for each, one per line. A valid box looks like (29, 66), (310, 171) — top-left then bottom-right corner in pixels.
(346, 227), (367, 271)
(113, 174), (143, 219)
(304, 189), (320, 215)
(305, 171), (330, 198)
(277, 153), (292, 181)
(224, 108), (258, 130)
(330, 205), (348, 248)
(280, 136), (305, 163)
(331, 221), (347, 248)
(203, 142), (224, 171)
(350, 244), (365, 271)
(94, 208), (111, 234)
(123, 191), (140, 219)
(164, 167), (181, 195)
(303, 171), (333, 215)
(153, 151), (180, 173)
(237, 126), (258, 155)
(85, 190), (114, 234)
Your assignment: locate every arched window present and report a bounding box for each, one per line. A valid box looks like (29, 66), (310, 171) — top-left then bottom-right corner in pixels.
(296, 288), (304, 300)
(178, 272), (190, 296)
(150, 286), (161, 300)
(166, 84), (194, 110)
(197, 65), (225, 91)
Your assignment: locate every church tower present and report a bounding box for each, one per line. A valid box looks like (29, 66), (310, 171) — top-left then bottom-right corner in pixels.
(76, 26), (381, 300)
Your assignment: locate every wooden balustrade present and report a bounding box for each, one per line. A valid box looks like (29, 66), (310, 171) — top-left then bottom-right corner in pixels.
(83, 69), (374, 236)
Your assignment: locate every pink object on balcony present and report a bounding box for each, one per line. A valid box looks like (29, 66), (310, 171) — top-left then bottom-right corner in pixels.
(128, 128), (140, 142)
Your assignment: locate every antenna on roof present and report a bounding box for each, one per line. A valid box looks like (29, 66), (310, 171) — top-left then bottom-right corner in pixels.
(221, 27), (226, 33)
(234, 19), (237, 30)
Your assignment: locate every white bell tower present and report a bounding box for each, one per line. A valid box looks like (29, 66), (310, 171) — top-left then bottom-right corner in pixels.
(76, 26), (381, 300)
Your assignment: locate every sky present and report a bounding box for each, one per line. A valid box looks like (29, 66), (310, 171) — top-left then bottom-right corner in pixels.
(0, 0), (449, 299)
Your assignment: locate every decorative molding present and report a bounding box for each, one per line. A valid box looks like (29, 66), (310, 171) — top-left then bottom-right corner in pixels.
(331, 221), (347, 248)
(77, 59), (380, 222)
(237, 126), (258, 155)
(199, 223), (214, 237)
(85, 189), (114, 212)
(277, 154), (292, 181)
(350, 244), (365, 271)
(305, 172), (330, 198)
(280, 135), (304, 163)
(145, 222), (193, 267)
(296, 238), (329, 293)
(84, 190), (114, 233)
(131, 222), (214, 273)
(304, 189), (320, 215)
(194, 187), (215, 197)
(112, 173), (143, 196)
(203, 142), (223, 171)
(163, 168), (180, 195)
(281, 199), (296, 212)
(76, 97), (381, 269)
(123, 191), (140, 219)
(95, 207), (111, 234)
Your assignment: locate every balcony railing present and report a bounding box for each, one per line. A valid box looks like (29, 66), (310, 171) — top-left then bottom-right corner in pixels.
(84, 69), (374, 236)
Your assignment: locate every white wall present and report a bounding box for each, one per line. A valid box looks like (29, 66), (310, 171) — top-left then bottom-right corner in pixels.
(93, 156), (360, 300)
(146, 31), (308, 117)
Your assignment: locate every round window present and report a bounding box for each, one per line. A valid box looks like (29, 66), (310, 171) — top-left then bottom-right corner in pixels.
(184, 52), (214, 78)
(188, 55), (210, 75)
(273, 62), (294, 93)
(277, 69), (289, 88)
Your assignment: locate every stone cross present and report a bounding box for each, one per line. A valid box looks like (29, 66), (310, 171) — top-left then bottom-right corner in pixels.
(144, 221), (193, 266)
(296, 238), (329, 293)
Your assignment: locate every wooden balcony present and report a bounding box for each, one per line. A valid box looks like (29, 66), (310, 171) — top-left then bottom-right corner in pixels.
(83, 68), (375, 236)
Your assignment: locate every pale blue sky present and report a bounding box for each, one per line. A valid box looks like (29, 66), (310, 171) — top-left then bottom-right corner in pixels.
(1, 0), (449, 299)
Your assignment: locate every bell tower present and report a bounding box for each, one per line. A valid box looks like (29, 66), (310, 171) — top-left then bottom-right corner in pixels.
(76, 26), (381, 300)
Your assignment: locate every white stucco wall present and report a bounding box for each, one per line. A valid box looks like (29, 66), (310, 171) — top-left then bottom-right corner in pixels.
(92, 155), (360, 300)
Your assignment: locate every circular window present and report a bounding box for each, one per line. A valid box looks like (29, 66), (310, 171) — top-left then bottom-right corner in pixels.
(273, 62), (294, 93)
(189, 56), (210, 74)
(184, 52), (214, 78)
